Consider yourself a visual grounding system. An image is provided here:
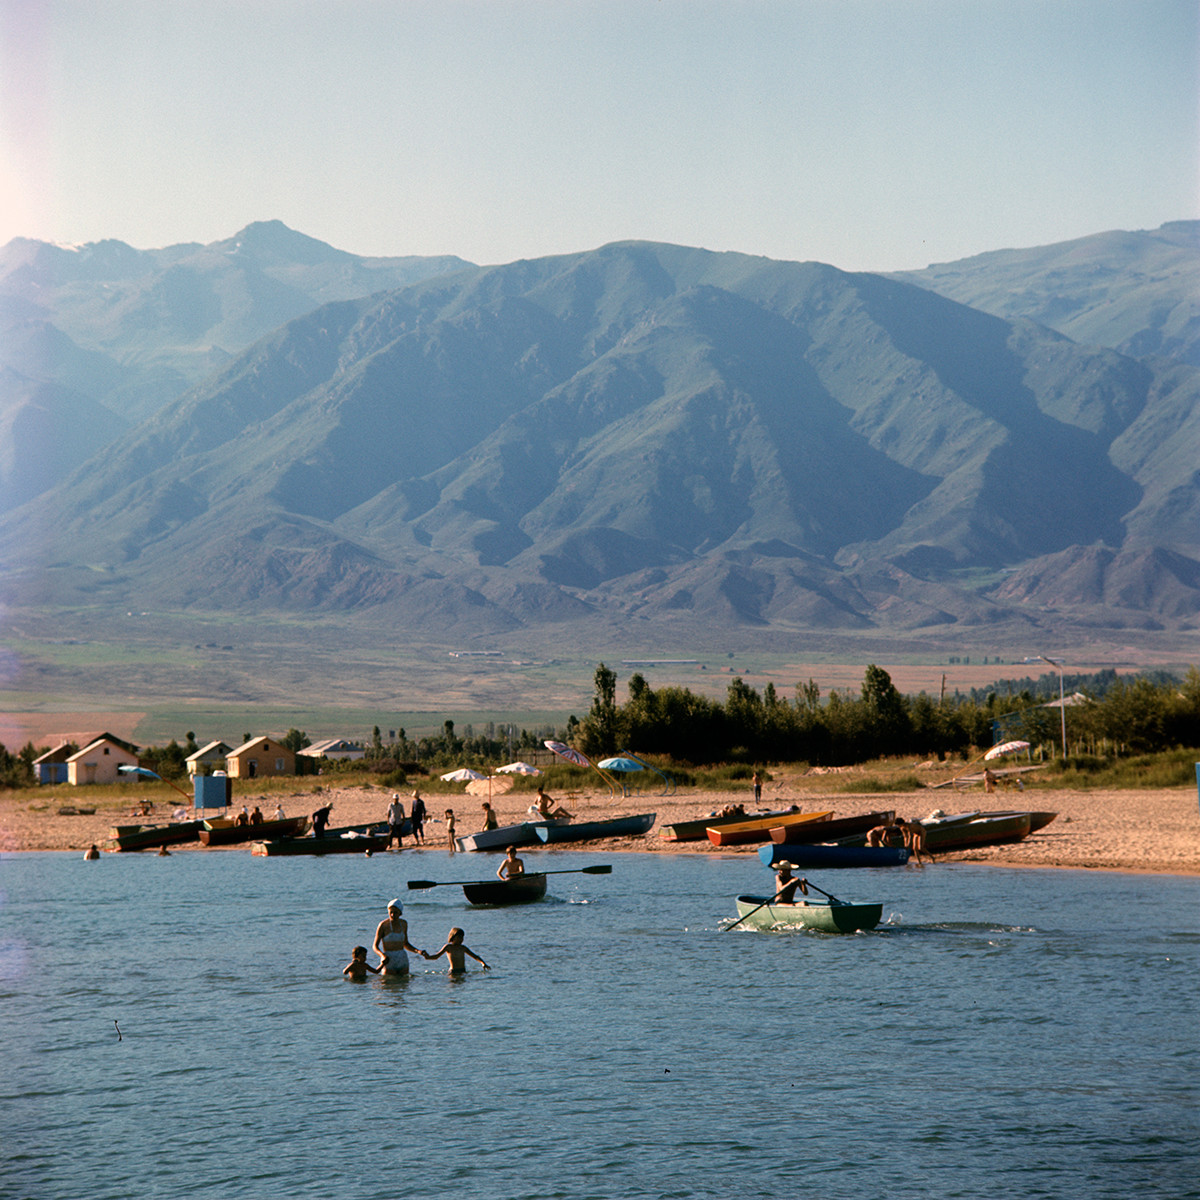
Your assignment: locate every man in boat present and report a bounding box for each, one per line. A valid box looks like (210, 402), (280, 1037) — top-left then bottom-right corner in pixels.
(497, 845), (525, 880)
(311, 802), (333, 838)
(774, 863), (808, 904)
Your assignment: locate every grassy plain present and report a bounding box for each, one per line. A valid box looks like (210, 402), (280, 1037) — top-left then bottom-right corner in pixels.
(3, 603), (1197, 751)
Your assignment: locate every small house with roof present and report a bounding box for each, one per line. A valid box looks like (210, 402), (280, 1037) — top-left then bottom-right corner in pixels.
(186, 740), (233, 776)
(298, 737), (366, 763)
(66, 734), (140, 786)
(225, 736), (295, 780)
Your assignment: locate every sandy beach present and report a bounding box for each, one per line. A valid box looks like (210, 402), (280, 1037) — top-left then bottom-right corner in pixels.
(4, 780), (1198, 875)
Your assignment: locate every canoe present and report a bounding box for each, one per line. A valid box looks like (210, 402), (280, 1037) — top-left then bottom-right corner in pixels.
(535, 813), (657, 844)
(734, 894), (883, 934)
(250, 824), (390, 856)
(108, 819), (207, 852)
(659, 807), (802, 842)
(461, 874), (548, 906)
(919, 810), (1032, 851)
(769, 810), (894, 845)
(706, 810), (833, 847)
(200, 815), (309, 845)
(456, 819), (568, 853)
(757, 843), (910, 868)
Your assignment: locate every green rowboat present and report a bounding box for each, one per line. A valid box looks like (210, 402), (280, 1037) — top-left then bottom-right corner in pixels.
(733, 894), (883, 934)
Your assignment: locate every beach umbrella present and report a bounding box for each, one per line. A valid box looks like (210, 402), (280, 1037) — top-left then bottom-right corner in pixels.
(544, 739), (589, 767)
(466, 775), (515, 798)
(440, 767), (487, 783)
(598, 757), (643, 773)
(117, 763), (193, 802)
(496, 762), (542, 776)
(984, 740), (1031, 760)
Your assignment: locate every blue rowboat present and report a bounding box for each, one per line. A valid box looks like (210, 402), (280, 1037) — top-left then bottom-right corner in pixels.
(757, 843), (910, 868)
(535, 813), (656, 844)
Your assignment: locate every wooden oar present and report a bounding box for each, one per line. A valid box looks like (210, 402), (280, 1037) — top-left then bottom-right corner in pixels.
(799, 879), (845, 905)
(406, 865), (613, 890)
(724, 884), (794, 932)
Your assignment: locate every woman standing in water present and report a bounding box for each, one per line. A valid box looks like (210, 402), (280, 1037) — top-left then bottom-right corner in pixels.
(372, 899), (425, 977)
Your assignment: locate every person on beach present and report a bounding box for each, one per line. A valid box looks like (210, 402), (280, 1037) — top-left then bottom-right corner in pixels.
(311, 802), (333, 838)
(900, 817), (929, 865)
(867, 817), (904, 848)
(343, 945), (381, 980)
(497, 845), (525, 880)
(84, 844), (100, 860)
(273, 803), (286, 821)
(774, 863), (807, 903)
(480, 802), (498, 832)
(386, 793), (406, 850)
(752, 771), (763, 804)
(422, 927), (489, 974)
(249, 806), (263, 825)
(373, 899), (425, 978)
(410, 790), (426, 844)
(445, 808), (456, 851)
(534, 786), (571, 820)
(984, 768), (997, 794)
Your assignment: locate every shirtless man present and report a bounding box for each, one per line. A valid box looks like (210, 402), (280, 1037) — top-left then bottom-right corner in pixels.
(497, 845), (525, 880)
(774, 863), (808, 904)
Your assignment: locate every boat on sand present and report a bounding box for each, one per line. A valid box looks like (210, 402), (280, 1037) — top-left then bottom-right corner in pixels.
(535, 813), (656, 844)
(706, 810), (832, 847)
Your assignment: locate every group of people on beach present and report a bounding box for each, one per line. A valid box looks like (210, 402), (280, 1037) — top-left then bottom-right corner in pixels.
(343, 897), (489, 980)
(866, 815), (929, 863)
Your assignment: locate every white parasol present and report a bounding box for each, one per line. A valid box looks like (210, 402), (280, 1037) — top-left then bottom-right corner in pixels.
(440, 768), (487, 782)
(496, 762), (542, 776)
(984, 740), (1031, 761)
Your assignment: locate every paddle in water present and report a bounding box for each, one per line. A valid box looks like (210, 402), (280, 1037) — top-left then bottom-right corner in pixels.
(407, 864), (613, 890)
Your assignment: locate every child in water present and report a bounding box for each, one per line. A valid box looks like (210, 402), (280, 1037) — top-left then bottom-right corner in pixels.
(423, 928), (489, 974)
(343, 945), (382, 980)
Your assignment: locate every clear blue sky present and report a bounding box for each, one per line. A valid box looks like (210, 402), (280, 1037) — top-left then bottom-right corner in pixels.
(3, 0), (1197, 271)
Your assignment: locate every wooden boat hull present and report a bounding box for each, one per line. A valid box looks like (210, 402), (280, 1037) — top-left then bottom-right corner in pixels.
(707, 810), (833, 847)
(757, 843), (910, 868)
(920, 811), (1032, 851)
(659, 807), (801, 842)
(109, 819), (206, 851)
(250, 824), (390, 856)
(735, 895), (883, 934)
(535, 813), (657, 843)
(456, 819), (567, 853)
(200, 816), (309, 845)
(461, 874), (548, 906)
(769, 810), (894, 845)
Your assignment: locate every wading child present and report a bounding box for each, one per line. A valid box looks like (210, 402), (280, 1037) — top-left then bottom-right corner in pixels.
(423, 927), (489, 974)
(343, 945), (382, 980)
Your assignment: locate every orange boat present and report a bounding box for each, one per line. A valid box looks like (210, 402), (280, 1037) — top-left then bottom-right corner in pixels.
(706, 810), (832, 847)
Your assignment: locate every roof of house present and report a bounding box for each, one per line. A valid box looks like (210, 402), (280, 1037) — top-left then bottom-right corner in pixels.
(227, 736), (294, 757)
(185, 740), (233, 762)
(66, 735), (139, 763)
(299, 737), (365, 756)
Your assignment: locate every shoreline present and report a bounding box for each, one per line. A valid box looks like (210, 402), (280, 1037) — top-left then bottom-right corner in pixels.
(3, 783), (1198, 876)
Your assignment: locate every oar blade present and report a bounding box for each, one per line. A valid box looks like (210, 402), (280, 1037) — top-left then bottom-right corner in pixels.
(580, 864), (612, 874)
(406, 879), (438, 890)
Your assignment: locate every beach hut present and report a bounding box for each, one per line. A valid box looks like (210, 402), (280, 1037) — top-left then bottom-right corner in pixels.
(225, 737), (295, 780)
(66, 735), (140, 786)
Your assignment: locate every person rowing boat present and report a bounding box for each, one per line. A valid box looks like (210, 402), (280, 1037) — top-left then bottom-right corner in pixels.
(774, 862), (808, 903)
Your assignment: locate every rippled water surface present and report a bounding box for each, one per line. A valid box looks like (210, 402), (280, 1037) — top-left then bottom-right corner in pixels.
(2, 849), (1197, 1199)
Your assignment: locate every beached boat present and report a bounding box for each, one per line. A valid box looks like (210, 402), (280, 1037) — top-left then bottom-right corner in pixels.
(200, 815), (308, 845)
(461, 874), (548, 906)
(250, 824), (390, 856)
(456, 819), (568, 853)
(706, 810), (833, 847)
(535, 813), (657, 844)
(918, 810), (1032, 851)
(757, 843), (910, 868)
(659, 807), (802, 842)
(733, 894), (883, 934)
(769, 810), (894, 845)
(109, 819), (207, 852)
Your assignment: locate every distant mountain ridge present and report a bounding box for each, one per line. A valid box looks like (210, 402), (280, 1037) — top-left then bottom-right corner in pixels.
(3, 227), (1198, 642)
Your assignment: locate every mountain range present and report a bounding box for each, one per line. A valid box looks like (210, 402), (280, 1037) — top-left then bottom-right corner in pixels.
(2, 220), (1198, 646)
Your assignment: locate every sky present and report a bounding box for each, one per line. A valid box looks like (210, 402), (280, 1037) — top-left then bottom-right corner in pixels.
(2, 0), (1197, 273)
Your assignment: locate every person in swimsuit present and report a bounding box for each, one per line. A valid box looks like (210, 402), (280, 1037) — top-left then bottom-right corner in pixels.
(445, 808), (456, 852)
(373, 899), (424, 977)
(343, 945), (381, 980)
(497, 845), (525, 880)
(422, 927), (489, 974)
(84, 844), (100, 860)
(534, 786), (571, 820)
(480, 802), (499, 832)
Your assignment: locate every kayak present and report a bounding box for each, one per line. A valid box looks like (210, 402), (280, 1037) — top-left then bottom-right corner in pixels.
(733, 894), (883, 934)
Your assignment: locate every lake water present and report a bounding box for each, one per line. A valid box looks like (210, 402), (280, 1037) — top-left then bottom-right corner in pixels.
(2, 848), (1197, 1200)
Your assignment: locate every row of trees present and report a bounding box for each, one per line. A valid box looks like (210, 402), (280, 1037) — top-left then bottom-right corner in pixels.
(572, 663), (1200, 766)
